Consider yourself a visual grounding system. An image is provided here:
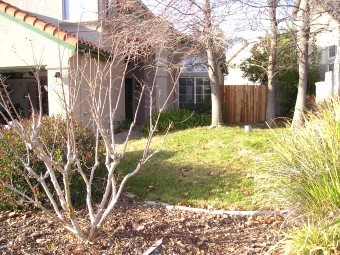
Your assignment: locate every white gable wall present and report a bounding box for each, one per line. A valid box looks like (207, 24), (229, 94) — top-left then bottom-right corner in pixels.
(0, 14), (74, 117)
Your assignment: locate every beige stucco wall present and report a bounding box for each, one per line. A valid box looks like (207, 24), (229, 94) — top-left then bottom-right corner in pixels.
(0, 13), (75, 117)
(69, 53), (125, 129)
(0, 14), (72, 69)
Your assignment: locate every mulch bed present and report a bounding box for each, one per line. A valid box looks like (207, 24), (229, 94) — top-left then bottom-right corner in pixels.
(0, 199), (285, 255)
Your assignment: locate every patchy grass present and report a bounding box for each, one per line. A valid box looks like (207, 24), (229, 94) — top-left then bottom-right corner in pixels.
(118, 126), (282, 210)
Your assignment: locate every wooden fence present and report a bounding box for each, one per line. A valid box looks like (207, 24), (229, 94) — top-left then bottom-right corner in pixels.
(220, 85), (267, 123)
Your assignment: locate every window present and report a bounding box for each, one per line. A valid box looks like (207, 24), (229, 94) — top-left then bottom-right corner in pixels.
(64, 0), (98, 21)
(328, 64), (334, 72)
(179, 77), (211, 107)
(181, 56), (208, 73)
(328, 45), (336, 58)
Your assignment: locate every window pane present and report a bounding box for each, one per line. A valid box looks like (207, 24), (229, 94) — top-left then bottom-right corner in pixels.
(328, 64), (334, 72)
(196, 84), (202, 94)
(203, 94), (211, 102)
(179, 95), (186, 104)
(196, 94), (204, 103)
(196, 78), (203, 86)
(179, 78), (186, 87)
(186, 78), (194, 87)
(185, 85), (194, 95)
(202, 78), (210, 85)
(329, 45), (336, 58)
(179, 86), (186, 94)
(203, 85), (211, 94)
(186, 94), (194, 103)
(64, 0), (98, 21)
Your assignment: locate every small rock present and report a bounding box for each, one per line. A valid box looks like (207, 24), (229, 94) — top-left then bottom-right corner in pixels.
(125, 193), (137, 199)
(8, 212), (17, 218)
(36, 238), (45, 244)
(145, 201), (157, 206)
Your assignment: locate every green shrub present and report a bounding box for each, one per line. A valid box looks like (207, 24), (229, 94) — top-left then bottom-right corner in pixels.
(181, 101), (212, 115)
(0, 116), (106, 210)
(143, 109), (211, 132)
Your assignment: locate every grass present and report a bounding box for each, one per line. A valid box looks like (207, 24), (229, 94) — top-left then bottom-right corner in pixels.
(261, 98), (340, 218)
(277, 219), (340, 255)
(261, 97), (340, 254)
(117, 125), (280, 210)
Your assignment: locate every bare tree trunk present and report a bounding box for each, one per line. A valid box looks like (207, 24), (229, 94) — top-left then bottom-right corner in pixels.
(292, 0), (310, 128)
(203, 0), (224, 127)
(266, 0), (278, 124)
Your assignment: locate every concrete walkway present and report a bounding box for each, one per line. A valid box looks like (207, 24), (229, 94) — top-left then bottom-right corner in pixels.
(114, 124), (143, 144)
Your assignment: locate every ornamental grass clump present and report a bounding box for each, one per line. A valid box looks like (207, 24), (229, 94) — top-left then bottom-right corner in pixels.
(268, 97), (339, 218)
(264, 97), (339, 254)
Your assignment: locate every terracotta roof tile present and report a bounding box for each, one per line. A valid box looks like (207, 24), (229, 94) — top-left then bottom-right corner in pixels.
(0, 0), (108, 55)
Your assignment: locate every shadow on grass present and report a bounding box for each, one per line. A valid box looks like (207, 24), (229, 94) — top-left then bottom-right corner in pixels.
(118, 149), (254, 210)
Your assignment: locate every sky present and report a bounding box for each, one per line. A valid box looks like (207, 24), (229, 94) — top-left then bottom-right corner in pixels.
(141, 0), (294, 42)
(141, 0), (269, 41)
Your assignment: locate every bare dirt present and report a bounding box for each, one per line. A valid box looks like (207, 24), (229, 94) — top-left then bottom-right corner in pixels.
(0, 199), (285, 255)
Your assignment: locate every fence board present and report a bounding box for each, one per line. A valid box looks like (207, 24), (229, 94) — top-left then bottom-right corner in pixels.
(220, 85), (267, 123)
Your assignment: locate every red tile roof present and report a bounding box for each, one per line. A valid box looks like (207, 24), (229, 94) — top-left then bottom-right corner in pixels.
(0, 0), (106, 54)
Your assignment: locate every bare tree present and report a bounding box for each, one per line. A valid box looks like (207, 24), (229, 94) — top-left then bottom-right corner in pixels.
(203, 0), (224, 127)
(267, 0), (279, 124)
(147, 0), (238, 127)
(0, 0), (185, 240)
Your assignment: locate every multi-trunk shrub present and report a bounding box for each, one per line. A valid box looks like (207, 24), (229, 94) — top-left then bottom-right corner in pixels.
(0, 116), (106, 210)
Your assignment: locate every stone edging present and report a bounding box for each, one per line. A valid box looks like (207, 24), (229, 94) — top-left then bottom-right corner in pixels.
(144, 200), (288, 216)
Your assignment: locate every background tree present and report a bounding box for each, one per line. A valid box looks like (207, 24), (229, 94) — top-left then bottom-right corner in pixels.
(148, 0), (245, 127)
(292, 0), (310, 128)
(266, 0), (280, 124)
(240, 32), (319, 117)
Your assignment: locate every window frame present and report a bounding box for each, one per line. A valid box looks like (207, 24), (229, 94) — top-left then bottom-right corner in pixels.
(178, 76), (211, 107)
(63, 0), (99, 21)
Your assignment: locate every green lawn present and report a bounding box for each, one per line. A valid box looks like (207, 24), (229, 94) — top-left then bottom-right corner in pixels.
(117, 126), (282, 210)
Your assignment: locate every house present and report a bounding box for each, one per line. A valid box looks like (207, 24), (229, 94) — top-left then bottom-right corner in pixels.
(224, 39), (260, 86)
(313, 3), (340, 102)
(0, 0), (213, 127)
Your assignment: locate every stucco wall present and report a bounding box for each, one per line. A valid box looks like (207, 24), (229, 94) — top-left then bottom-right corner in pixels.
(68, 53), (125, 129)
(0, 13), (75, 117)
(0, 15), (72, 69)
(312, 11), (340, 99)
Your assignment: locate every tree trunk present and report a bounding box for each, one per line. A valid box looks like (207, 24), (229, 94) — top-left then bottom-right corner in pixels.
(203, 0), (224, 127)
(266, 0), (278, 124)
(292, 0), (310, 128)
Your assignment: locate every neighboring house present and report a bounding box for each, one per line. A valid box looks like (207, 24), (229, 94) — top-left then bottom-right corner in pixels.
(0, 0), (212, 127)
(313, 3), (340, 102)
(224, 39), (260, 86)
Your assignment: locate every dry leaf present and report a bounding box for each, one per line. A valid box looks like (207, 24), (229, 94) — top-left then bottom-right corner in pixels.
(72, 246), (85, 254)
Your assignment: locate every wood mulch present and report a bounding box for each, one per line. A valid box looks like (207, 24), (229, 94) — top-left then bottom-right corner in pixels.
(0, 199), (285, 255)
